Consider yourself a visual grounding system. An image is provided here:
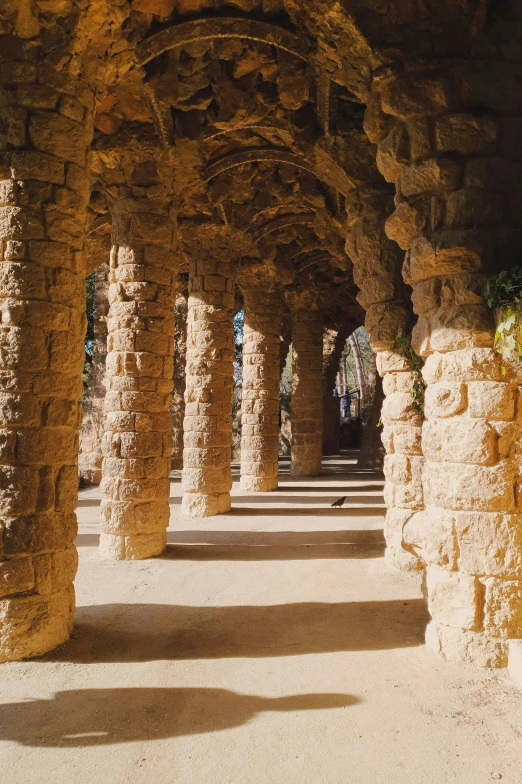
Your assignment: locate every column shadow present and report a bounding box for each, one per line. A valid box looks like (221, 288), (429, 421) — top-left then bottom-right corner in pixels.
(161, 528), (385, 560)
(0, 688), (359, 747)
(227, 507), (385, 517)
(46, 599), (428, 663)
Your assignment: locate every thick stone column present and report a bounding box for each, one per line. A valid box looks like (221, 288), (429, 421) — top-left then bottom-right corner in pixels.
(289, 299), (324, 477)
(171, 290), (187, 470)
(322, 326), (350, 456)
(79, 261), (109, 485)
(240, 287), (281, 492)
(100, 198), (176, 560)
(370, 63), (522, 665)
(346, 186), (422, 571)
(182, 232), (236, 516)
(0, 59), (93, 660)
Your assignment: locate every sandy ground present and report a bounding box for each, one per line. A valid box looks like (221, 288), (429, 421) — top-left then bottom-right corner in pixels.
(2, 455), (522, 784)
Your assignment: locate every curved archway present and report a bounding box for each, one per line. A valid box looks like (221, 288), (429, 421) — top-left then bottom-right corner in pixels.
(203, 147), (351, 195)
(138, 18), (308, 67)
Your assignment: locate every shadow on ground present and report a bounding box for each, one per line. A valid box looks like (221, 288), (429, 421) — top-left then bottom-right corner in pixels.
(161, 528), (385, 560)
(226, 507), (385, 517)
(0, 689), (358, 747)
(46, 599), (428, 663)
(75, 529), (385, 558)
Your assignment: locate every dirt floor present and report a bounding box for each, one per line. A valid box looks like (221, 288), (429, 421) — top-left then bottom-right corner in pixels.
(2, 455), (522, 784)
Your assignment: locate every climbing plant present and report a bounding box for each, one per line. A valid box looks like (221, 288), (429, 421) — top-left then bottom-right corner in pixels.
(482, 265), (522, 366)
(392, 332), (426, 415)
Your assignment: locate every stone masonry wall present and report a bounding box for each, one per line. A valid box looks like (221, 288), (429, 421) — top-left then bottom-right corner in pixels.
(322, 326), (349, 456)
(289, 300), (324, 477)
(345, 185), (422, 571)
(0, 57), (94, 661)
(240, 286), (281, 492)
(182, 232), (236, 517)
(370, 59), (522, 665)
(100, 197), (176, 560)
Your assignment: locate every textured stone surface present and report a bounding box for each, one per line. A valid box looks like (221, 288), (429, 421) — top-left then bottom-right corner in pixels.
(289, 302), (323, 477)
(182, 231), (236, 516)
(240, 286), (281, 492)
(0, 56), (93, 661)
(372, 59), (522, 666)
(100, 198), (175, 559)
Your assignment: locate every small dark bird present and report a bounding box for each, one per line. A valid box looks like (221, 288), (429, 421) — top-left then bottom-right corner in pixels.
(331, 496), (346, 508)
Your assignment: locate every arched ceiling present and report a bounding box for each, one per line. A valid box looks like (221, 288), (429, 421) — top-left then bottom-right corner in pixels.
(82, 0), (491, 327)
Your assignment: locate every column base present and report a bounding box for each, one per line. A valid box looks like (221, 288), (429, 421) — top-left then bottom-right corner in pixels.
(99, 532), (167, 561)
(425, 621), (508, 668)
(182, 492), (231, 517)
(290, 461), (322, 477)
(0, 586), (74, 663)
(240, 476), (278, 492)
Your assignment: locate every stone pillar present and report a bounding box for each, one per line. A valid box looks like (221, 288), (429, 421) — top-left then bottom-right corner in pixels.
(182, 233), (236, 516)
(370, 63), (522, 665)
(289, 300), (324, 477)
(171, 290), (187, 471)
(100, 198), (176, 560)
(0, 59), (94, 661)
(322, 326), (350, 456)
(346, 185), (422, 571)
(79, 261), (109, 485)
(240, 287), (281, 492)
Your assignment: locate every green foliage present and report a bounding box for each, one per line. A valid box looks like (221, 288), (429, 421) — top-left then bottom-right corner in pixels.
(280, 343), (292, 412)
(341, 327), (372, 388)
(482, 265), (522, 368)
(82, 272), (96, 390)
(232, 310), (244, 419)
(392, 332), (426, 415)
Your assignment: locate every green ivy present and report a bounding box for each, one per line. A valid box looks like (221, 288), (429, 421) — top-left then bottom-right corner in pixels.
(482, 265), (522, 369)
(391, 332), (426, 415)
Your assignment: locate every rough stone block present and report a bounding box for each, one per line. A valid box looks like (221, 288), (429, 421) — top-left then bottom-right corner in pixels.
(467, 381), (515, 421)
(481, 577), (522, 638)
(422, 418), (498, 466)
(403, 508), (457, 569)
(424, 383), (467, 418)
(423, 461), (515, 513)
(425, 620), (507, 667)
(426, 567), (480, 630)
(455, 512), (522, 578)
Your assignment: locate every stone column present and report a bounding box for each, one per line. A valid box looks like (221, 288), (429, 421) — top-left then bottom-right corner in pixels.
(346, 185), (422, 571)
(370, 63), (522, 665)
(322, 326), (350, 456)
(240, 286), (281, 492)
(79, 261), (109, 485)
(289, 298), (324, 477)
(182, 232), (236, 516)
(171, 290), (187, 471)
(0, 59), (94, 661)
(100, 197), (176, 560)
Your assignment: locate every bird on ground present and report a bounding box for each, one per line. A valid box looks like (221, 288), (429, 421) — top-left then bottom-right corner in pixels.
(331, 496), (346, 508)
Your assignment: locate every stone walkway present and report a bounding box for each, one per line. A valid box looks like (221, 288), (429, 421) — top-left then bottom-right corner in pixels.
(2, 455), (522, 784)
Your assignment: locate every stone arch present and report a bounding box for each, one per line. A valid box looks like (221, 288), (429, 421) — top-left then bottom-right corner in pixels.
(137, 17), (309, 68)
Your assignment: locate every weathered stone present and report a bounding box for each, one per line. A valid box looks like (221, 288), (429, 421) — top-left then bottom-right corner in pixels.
(455, 512), (522, 578)
(403, 508), (457, 569)
(426, 567), (481, 631)
(380, 76), (451, 119)
(436, 115), (497, 155)
(423, 462), (515, 513)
